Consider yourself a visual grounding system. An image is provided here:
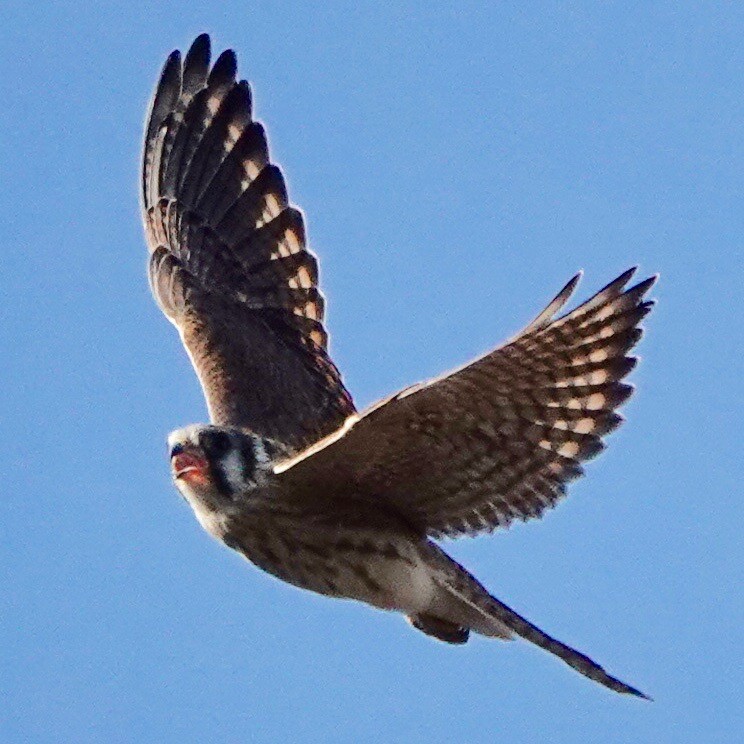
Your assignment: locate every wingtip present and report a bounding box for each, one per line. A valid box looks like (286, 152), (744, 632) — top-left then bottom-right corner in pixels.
(640, 273), (660, 299)
(566, 270), (583, 292)
(519, 270), (583, 336)
(209, 48), (238, 86)
(622, 265), (639, 282)
(629, 274), (658, 294)
(625, 684), (653, 702)
(159, 49), (182, 86)
(611, 266), (638, 291)
(549, 269), (583, 312)
(191, 32), (211, 49)
(185, 32), (211, 65)
(164, 48), (181, 66)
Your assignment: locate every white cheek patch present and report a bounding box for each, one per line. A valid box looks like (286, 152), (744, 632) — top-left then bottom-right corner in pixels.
(253, 439), (271, 467)
(221, 447), (250, 493)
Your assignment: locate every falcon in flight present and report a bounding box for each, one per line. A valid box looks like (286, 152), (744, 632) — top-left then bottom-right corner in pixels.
(141, 34), (655, 699)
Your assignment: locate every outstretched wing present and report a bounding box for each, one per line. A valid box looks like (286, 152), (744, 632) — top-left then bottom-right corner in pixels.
(142, 34), (355, 451)
(278, 269), (656, 538)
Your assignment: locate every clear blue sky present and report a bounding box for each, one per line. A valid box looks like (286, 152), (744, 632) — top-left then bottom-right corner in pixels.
(2, 2), (741, 742)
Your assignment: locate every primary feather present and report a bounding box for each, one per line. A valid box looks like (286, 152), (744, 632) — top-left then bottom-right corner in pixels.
(278, 269), (656, 538)
(142, 34), (355, 452)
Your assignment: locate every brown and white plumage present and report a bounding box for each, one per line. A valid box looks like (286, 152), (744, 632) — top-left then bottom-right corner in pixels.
(142, 35), (656, 700)
(142, 33), (354, 452)
(277, 268), (656, 539)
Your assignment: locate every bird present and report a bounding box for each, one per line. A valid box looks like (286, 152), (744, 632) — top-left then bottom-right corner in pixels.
(141, 33), (655, 699)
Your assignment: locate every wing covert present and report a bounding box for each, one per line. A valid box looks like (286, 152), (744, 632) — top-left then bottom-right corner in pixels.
(278, 270), (656, 537)
(142, 35), (355, 451)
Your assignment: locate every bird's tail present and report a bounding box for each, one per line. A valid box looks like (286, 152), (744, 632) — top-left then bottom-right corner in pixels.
(424, 545), (650, 699)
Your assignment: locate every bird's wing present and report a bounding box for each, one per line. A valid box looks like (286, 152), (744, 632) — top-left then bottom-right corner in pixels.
(142, 35), (355, 451)
(277, 269), (656, 538)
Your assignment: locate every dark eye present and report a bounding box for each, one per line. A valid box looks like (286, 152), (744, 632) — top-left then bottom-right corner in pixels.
(199, 430), (231, 458)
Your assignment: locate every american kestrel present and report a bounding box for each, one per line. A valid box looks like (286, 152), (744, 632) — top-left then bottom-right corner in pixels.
(141, 34), (655, 698)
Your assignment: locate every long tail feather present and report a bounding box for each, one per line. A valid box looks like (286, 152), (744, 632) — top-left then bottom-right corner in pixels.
(430, 547), (650, 699)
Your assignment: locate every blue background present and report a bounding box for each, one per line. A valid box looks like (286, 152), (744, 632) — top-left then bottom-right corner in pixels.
(2, 2), (741, 742)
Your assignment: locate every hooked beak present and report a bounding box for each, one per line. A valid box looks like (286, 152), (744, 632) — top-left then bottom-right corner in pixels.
(171, 446), (209, 483)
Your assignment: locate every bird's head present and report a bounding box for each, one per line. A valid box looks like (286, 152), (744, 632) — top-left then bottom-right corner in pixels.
(167, 425), (277, 513)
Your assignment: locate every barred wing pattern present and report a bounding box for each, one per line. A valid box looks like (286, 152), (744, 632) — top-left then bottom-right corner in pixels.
(142, 34), (354, 451)
(279, 269), (655, 538)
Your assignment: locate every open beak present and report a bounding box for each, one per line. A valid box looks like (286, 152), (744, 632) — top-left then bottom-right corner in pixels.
(171, 448), (209, 482)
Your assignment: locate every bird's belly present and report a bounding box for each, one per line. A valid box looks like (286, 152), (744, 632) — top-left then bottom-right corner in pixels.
(233, 526), (436, 614)
(332, 550), (436, 612)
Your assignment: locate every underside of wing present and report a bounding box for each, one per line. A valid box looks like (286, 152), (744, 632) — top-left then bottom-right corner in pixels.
(278, 269), (656, 537)
(142, 35), (355, 451)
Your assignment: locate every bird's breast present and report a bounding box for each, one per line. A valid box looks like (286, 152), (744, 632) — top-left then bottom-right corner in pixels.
(223, 518), (436, 613)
